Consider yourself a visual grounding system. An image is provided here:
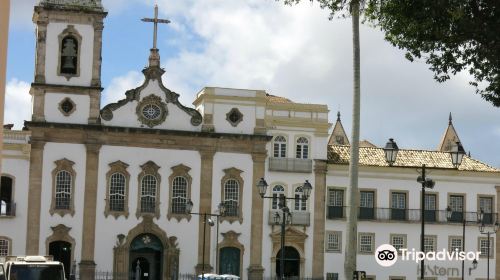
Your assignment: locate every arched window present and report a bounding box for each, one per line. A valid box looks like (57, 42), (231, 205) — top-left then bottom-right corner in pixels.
(51, 159), (76, 217)
(273, 136), (287, 158)
(60, 35), (78, 75)
(294, 186), (306, 211)
(0, 237), (10, 256)
(105, 161), (130, 218)
(224, 179), (239, 217)
(171, 176), (188, 214)
(109, 173), (126, 212)
(296, 137), (309, 159)
(141, 175), (157, 214)
(55, 171), (72, 210)
(272, 185), (285, 210)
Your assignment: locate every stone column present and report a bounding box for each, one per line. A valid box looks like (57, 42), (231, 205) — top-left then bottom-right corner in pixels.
(247, 153), (266, 280)
(495, 186), (500, 280)
(196, 148), (215, 274)
(25, 140), (45, 255)
(79, 143), (101, 280)
(312, 160), (327, 279)
(30, 87), (46, 122)
(33, 12), (48, 84)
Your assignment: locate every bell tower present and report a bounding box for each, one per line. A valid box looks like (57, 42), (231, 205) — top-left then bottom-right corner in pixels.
(31, 0), (107, 124)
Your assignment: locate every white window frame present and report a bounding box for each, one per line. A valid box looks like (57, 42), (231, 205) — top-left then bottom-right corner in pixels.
(273, 136), (287, 158)
(295, 136), (309, 159)
(326, 231), (342, 253)
(358, 232), (375, 254)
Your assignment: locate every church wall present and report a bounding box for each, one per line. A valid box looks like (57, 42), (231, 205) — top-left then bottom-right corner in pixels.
(45, 23), (94, 86)
(94, 145), (202, 272)
(44, 92), (90, 124)
(211, 103), (256, 134)
(0, 157), (29, 255)
(39, 143), (87, 258)
(212, 152), (254, 274)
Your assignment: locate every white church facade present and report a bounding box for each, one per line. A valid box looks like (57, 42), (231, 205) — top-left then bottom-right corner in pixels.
(1, 1), (500, 280)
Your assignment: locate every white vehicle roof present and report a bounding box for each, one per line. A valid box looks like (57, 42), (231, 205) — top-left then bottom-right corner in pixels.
(4, 256), (62, 265)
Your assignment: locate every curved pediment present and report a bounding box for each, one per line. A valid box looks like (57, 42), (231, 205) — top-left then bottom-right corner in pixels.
(100, 65), (202, 131)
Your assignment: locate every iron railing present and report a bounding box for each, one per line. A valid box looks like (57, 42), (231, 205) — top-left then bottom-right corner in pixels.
(269, 158), (312, 173)
(268, 210), (310, 226)
(326, 206), (497, 225)
(0, 202), (16, 217)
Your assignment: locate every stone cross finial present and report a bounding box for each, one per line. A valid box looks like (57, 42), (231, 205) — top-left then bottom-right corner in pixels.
(141, 5), (170, 50)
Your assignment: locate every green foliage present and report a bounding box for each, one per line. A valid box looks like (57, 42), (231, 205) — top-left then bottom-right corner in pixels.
(366, 0), (500, 106)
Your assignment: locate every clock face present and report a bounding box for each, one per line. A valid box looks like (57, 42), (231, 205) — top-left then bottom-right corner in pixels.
(142, 104), (161, 120)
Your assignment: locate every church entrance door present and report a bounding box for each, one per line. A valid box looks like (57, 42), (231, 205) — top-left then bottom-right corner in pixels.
(49, 241), (72, 280)
(276, 246), (300, 278)
(219, 247), (240, 276)
(129, 234), (163, 280)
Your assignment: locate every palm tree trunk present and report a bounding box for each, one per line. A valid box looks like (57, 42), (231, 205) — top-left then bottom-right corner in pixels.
(344, 0), (361, 278)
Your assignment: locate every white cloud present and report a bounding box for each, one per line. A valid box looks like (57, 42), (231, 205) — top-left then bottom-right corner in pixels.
(4, 79), (31, 129)
(101, 71), (144, 106)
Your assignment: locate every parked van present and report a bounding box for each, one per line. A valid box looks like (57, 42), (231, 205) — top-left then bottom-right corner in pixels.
(4, 256), (65, 280)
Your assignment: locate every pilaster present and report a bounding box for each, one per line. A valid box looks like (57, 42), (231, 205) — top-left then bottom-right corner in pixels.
(248, 153), (266, 280)
(80, 142), (101, 280)
(30, 87), (46, 122)
(196, 148), (216, 274)
(33, 11), (48, 84)
(25, 140), (46, 254)
(312, 160), (327, 278)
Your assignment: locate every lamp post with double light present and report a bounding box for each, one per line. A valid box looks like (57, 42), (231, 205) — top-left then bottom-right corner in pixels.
(384, 138), (435, 280)
(256, 178), (312, 280)
(478, 209), (499, 280)
(186, 200), (226, 280)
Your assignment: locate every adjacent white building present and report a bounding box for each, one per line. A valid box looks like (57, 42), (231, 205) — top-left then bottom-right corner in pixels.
(1, 1), (499, 280)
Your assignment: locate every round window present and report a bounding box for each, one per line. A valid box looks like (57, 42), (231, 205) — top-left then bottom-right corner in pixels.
(142, 104), (161, 120)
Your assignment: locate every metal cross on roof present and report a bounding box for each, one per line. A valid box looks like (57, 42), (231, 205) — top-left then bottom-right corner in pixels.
(141, 5), (170, 50)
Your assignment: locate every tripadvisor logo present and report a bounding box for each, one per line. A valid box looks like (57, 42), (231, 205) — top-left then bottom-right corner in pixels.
(375, 244), (481, 267)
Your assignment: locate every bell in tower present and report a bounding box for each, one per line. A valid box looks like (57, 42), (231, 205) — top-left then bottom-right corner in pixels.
(60, 36), (78, 75)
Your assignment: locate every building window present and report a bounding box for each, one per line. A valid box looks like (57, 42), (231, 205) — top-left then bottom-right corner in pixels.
(479, 237), (494, 258)
(295, 137), (309, 159)
(359, 190), (375, 219)
(479, 196), (494, 224)
(136, 161), (161, 218)
(390, 234), (407, 254)
(326, 231), (342, 253)
(449, 194), (465, 222)
(326, 273), (338, 280)
(294, 186), (307, 211)
(272, 185), (285, 210)
(391, 192), (407, 220)
(50, 158), (76, 217)
(105, 161), (130, 218)
(449, 236), (463, 253)
(327, 188), (344, 219)
(273, 136), (287, 158)
(57, 25), (82, 79)
(424, 193), (437, 222)
(58, 97), (76, 116)
(424, 236), (437, 253)
(226, 108), (243, 127)
(0, 176), (14, 216)
(0, 237), (10, 256)
(221, 168), (244, 224)
(358, 233), (375, 254)
(168, 164), (193, 221)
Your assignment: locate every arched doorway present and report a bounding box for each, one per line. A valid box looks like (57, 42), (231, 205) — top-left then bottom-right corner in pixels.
(49, 241), (72, 280)
(276, 246), (300, 278)
(129, 234), (163, 280)
(219, 247), (240, 276)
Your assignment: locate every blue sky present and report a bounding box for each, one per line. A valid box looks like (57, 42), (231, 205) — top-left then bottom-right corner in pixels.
(6, 0), (500, 168)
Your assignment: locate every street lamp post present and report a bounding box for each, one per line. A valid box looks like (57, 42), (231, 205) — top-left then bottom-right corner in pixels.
(384, 139), (435, 280)
(256, 178), (312, 280)
(478, 209), (499, 280)
(186, 200), (226, 280)
(446, 141), (468, 280)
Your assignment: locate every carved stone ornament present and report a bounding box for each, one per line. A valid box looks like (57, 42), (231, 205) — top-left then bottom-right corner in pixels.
(58, 97), (76, 116)
(136, 94), (168, 128)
